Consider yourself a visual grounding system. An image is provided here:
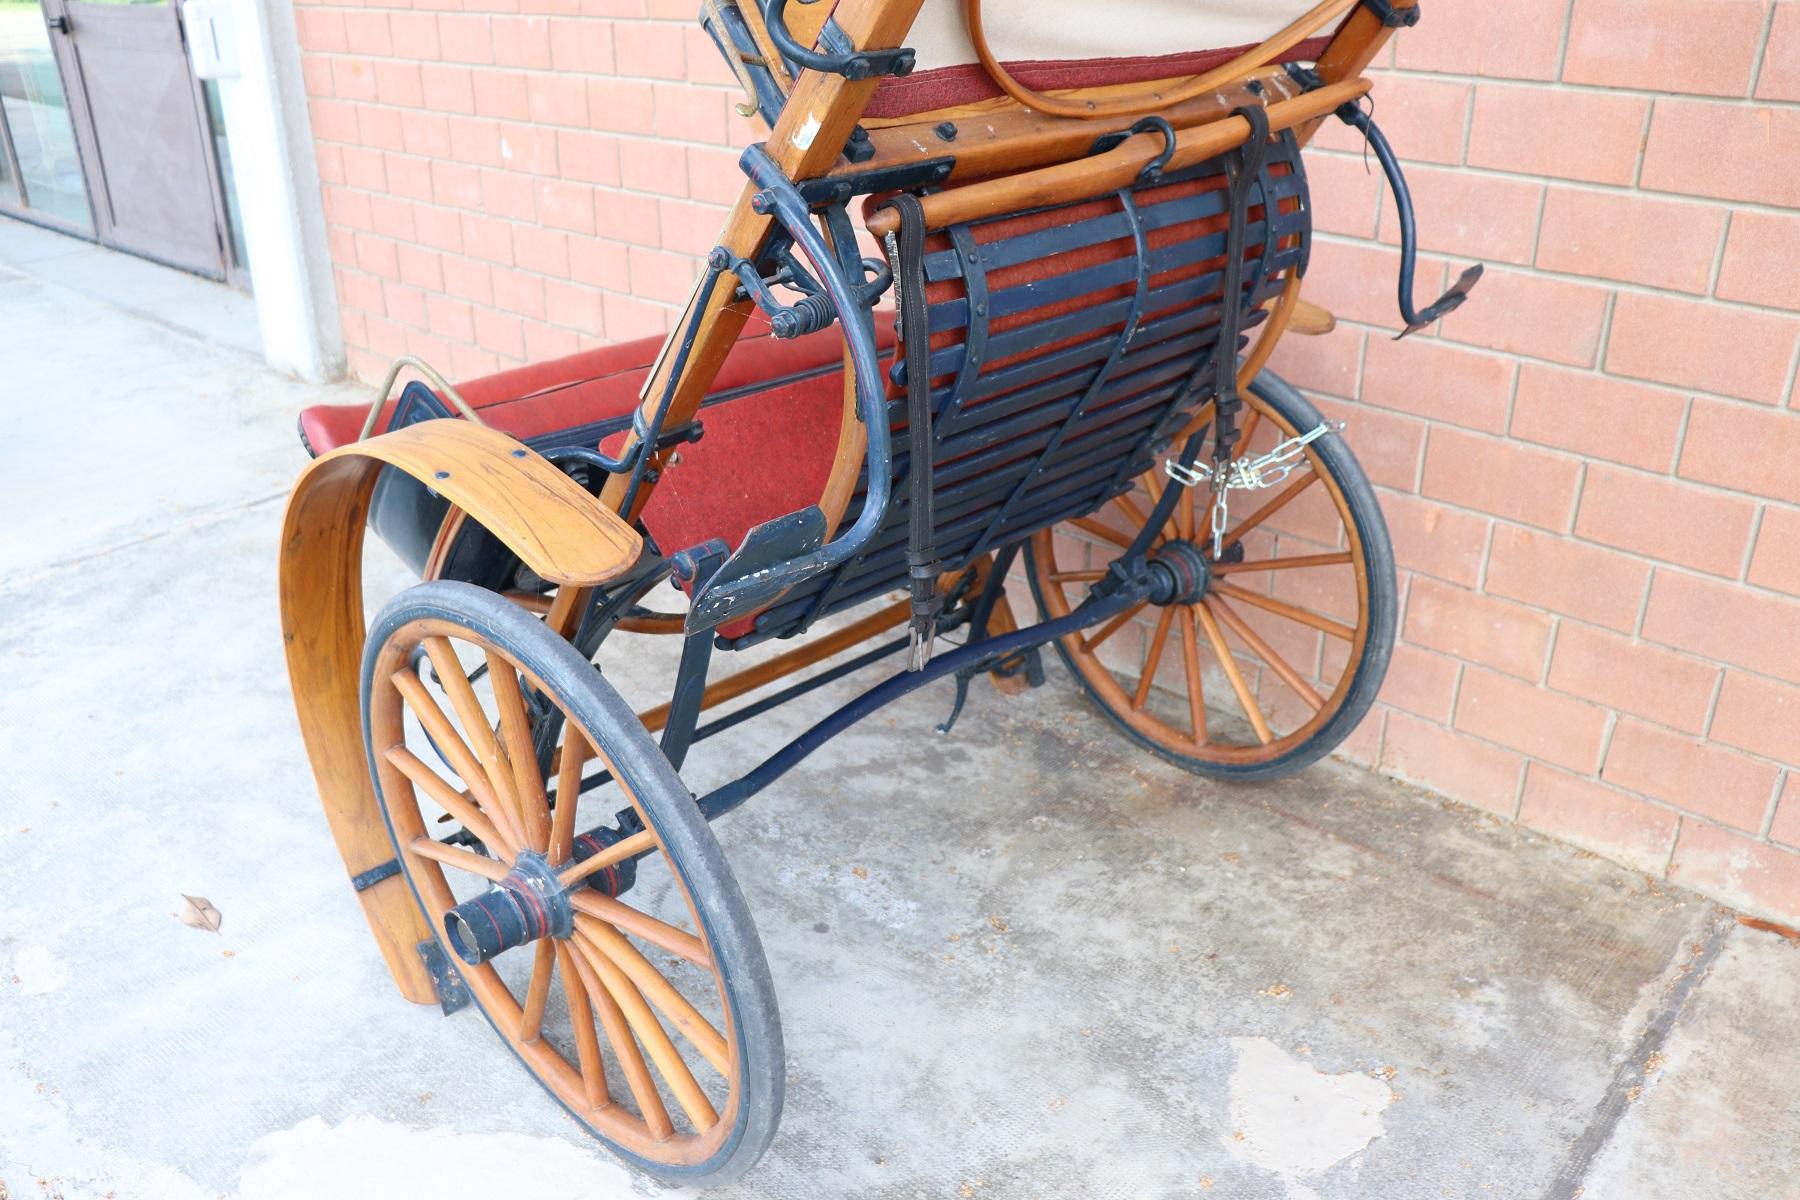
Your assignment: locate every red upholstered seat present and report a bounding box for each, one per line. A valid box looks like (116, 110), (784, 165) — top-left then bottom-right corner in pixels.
(298, 313), (896, 561)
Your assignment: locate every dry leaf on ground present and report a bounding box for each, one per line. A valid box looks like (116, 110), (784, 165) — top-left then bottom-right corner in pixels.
(177, 895), (222, 933)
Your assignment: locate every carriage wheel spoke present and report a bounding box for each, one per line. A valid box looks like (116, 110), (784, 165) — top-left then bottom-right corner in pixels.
(1133, 605), (1178, 712)
(566, 937), (672, 1138)
(1220, 470), (1320, 552)
(1070, 516), (1133, 548)
(1049, 569), (1107, 584)
(391, 669), (521, 857)
(550, 727), (588, 867)
(573, 929), (718, 1133)
(386, 745), (514, 858)
(1113, 492), (1149, 530)
(406, 834), (507, 882)
(578, 915), (731, 1075)
(487, 654), (553, 854)
(421, 637), (513, 811)
(1208, 595), (1325, 713)
(1177, 607), (1207, 743)
(1213, 550), (1353, 575)
(1211, 581), (1355, 641)
(570, 891), (713, 969)
(1080, 602), (1146, 654)
(1180, 480), (1197, 541)
(519, 940), (555, 1043)
(559, 830), (658, 888)
(1194, 602), (1274, 744)
(555, 941), (615, 1114)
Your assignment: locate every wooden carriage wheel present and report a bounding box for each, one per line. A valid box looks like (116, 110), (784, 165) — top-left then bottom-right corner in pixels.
(361, 582), (782, 1185)
(1027, 370), (1395, 781)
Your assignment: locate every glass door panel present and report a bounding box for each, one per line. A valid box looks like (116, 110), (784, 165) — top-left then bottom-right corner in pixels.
(0, 0), (91, 228)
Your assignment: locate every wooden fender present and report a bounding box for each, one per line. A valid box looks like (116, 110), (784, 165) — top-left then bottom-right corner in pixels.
(279, 419), (642, 1003)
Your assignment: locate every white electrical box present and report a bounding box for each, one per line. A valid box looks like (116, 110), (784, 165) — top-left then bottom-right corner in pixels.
(184, 0), (240, 80)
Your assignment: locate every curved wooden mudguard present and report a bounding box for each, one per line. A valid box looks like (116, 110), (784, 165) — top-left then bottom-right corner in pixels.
(279, 420), (642, 1003)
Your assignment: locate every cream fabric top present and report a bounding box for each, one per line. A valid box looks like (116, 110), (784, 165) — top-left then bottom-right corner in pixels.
(902, 0), (1327, 71)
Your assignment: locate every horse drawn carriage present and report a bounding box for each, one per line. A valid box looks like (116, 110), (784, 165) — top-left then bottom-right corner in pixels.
(280, 0), (1475, 1181)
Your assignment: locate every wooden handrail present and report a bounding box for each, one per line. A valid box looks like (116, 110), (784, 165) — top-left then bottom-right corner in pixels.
(864, 76), (1370, 239)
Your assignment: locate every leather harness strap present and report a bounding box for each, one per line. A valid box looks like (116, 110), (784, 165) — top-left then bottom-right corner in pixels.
(886, 192), (942, 670)
(1208, 104), (1273, 480)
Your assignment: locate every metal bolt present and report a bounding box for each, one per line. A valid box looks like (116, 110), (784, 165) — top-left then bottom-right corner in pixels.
(934, 121), (957, 142)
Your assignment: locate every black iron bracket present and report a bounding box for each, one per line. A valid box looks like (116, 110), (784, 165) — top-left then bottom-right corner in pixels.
(763, 0), (915, 80)
(1362, 0), (1421, 27)
(351, 857), (402, 892)
(415, 938), (472, 1016)
(710, 236), (890, 340)
(794, 156), (955, 207)
(540, 419), (703, 484)
(681, 144), (898, 634)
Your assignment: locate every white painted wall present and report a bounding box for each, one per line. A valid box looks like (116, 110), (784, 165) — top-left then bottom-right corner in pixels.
(188, 0), (344, 382)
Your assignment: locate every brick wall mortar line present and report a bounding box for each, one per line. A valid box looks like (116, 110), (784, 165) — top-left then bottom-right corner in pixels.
(1529, 181), (1550, 291)
(1593, 709), (1619, 778)
(1375, 66), (1800, 111)
(1369, 491), (1800, 679)
(1592, 285), (1620, 383)
(1310, 227), (1800, 329)
(1308, 146), (1799, 224)
(304, 43), (738, 94)
(1505, 758), (1526, 820)
(1707, 209), (1735, 297)
(1749, 0), (1781, 99)
(1659, 815), (1681, 877)
(1457, 82), (1475, 165)
(1632, 95), (1653, 189)
(1701, 661), (1730, 741)
(1666, 394), (1694, 476)
(1504, 466), (1800, 604)
(1759, 770), (1786, 839)
(1408, 761), (1793, 866)
(1388, 453), (1787, 543)
(1781, 332), (1800, 408)
(1739, 505), (1767, 583)
(1553, 0), (1576, 80)
(1303, 235), (1800, 345)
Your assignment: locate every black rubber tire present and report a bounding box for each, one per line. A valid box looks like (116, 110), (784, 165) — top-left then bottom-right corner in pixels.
(360, 580), (785, 1187)
(1026, 368), (1397, 783)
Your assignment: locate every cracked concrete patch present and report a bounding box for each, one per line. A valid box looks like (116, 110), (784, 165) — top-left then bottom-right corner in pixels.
(6, 944), (71, 996)
(240, 1116), (676, 1200)
(1, 1030), (212, 1200)
(1223, 1038), (1391, 1177)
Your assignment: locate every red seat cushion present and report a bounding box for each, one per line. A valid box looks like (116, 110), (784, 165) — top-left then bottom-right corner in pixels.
(299, 314), (896, 566)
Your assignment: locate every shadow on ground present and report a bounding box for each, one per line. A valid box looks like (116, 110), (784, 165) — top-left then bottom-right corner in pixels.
(2, 249), (1795, 1200)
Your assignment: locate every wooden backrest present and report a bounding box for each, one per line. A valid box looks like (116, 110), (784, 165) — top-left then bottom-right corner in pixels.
(729, 128), (1311, 646)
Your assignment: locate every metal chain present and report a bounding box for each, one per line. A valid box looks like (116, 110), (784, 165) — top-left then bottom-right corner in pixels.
(1164, 420), (1345, 557)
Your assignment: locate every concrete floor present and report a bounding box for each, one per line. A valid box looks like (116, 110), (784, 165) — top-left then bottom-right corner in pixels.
(3, 233), (1798, 1200)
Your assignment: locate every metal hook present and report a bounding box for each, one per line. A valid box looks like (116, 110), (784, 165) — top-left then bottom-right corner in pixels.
(1088, 115), (1178, 183)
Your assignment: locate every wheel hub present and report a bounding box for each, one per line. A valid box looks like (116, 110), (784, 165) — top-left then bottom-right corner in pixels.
(1147, 540), (1212, 606)
(443, 849), (573, 966)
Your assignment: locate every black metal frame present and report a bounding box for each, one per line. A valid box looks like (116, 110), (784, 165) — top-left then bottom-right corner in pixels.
(525, 126), (1295, 878)
(372, 78), (1479, 892)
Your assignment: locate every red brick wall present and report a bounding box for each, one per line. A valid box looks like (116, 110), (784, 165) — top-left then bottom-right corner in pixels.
(290, 0), (1800, 921)
(1277, 0), (1800, 922)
